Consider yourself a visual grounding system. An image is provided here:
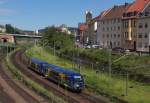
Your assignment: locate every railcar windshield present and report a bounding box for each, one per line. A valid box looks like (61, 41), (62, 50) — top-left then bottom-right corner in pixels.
(74, 76), (82, 82)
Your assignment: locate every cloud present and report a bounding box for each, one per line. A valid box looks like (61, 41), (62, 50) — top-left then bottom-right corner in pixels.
(0, 8), (17, 15)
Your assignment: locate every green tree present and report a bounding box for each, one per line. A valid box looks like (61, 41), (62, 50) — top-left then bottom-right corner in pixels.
(5, 24), (21, 34)
(41, 26), (74, 50)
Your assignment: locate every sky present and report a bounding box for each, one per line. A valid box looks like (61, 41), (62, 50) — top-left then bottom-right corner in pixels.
(0, 0), (134, 30)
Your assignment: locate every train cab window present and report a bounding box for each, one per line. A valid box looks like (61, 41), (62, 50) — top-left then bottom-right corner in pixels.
(74, 76), (82, 82)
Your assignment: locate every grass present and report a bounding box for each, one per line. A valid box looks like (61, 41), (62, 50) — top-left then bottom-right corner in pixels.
(63, 48), (150, 76)
(6, 48), (67, 103)
(26, 46), (150, 103)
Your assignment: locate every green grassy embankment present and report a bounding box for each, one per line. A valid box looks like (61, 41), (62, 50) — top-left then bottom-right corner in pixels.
(5, 49), (67, 103)
(26, 46), (150, 103)
(61, 48), (150, 82)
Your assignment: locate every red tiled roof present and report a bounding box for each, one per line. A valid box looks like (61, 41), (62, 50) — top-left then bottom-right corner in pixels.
(101, 4), (131, 20)
(126, 0), (150, 13)
(79, 24), (88, 31)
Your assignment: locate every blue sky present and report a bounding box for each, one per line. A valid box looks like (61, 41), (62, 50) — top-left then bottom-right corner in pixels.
(0, 0), (134, 30)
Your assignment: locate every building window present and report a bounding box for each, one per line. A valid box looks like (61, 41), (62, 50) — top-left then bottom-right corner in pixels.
(145, 33), (148, 38)
(103, 27), (105, 31)
(145, 43), (148, 48)
(107, 34), (109, 38)
(118, 26), (120, 30)
(145, 23), (148, 28)
(118, 42), (120, 46)
(114, 26), (116, 30)
(103, 34), (105, 38)
(107, 27), (109, 31)
(103, 21), (105, 24)
(138, 34), (142, 38)
(114, 34), (116, 38)
(107, 20), (109, 24)
(114, 42), (116, 46)
(118, 34), (120, 38)
(138, 42), (142, 48)
(118, 19), (120, 23)
(139, 23), (143, 28)
(111, 27), (112, 31)
(134, 21), (136, 27)
(114, 19), (116, 23)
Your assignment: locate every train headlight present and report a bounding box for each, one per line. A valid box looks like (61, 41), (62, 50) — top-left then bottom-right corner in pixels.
(74, 84), (79, 88)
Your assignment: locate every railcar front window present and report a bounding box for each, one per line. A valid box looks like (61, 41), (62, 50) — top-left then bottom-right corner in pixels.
(74, 76), (82, 82)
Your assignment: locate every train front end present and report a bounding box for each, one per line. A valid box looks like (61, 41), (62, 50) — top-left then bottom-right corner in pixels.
(72, 75), (84, 92)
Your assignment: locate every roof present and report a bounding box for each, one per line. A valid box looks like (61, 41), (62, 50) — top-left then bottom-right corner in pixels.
(31, 58), (48, 65)
(31, 58), (81, 77)
(126, 0), (150, 13)
(101, 4), (131, 20)
(79, 24), (88, 31)
(47, 64), (81, 77)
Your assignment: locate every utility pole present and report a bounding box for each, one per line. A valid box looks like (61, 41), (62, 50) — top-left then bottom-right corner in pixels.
(109, 42), (112, 84)
(53, 41), (55, 56)
(125, 72), (129, 96)
(109, 48), (112, 84)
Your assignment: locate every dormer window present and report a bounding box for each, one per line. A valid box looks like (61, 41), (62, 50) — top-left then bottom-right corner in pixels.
(139, 13), (143, 16)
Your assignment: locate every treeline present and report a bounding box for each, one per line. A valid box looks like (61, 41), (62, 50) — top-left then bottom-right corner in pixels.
(5, 24), (22, 34)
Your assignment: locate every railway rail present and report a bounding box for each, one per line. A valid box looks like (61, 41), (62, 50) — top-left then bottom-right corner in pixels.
(0, 48), (47, 103)
(11, 49), (111, 103)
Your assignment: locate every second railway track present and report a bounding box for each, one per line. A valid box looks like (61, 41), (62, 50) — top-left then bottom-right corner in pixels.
(0, 49), (46, 103)
(11, 49), (110, 103)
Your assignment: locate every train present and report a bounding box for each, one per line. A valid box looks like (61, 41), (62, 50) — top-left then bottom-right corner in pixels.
(28, 58), (85, 92)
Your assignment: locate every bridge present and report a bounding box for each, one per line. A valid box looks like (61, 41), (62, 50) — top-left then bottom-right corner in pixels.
(0, 33), (42, 38)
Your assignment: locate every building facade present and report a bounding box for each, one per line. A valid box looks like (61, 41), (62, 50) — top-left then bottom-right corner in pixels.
(136, 2), (150, 52)
(79, 0), (150, 51)
(97, 4), (130, 48)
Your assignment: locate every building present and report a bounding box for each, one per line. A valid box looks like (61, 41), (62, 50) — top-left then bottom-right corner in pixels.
(78, 11), (99, 46)
(0, 25), (6, 33)
(97, 4), (130, 48)
(79, 0), (150, 51)
(122, 0), (150, 51)
(0, 34), (15, 43)
(78, 23), (88, 44)
(136, 1), (150, 52)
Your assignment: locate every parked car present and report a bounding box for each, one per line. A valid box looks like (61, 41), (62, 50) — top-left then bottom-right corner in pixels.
(112, 47), (125, 53)
(92, 45), (101, 49)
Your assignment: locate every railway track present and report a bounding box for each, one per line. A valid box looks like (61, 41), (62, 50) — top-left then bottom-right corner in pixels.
(0, 49), (47, 103)
(11, 49), (111, 103)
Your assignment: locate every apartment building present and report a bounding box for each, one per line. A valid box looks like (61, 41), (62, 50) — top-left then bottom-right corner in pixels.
(78, 11), (99, 45)
(97, 4), (130, 48)
(78, 23), (88, 44)
(122, 0), (150, 51)
(79, 0), (150, 52)
(136, 2), (150, 52)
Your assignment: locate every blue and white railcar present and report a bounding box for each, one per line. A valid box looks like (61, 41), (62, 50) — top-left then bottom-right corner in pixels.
(29, 58), (85, 92)
(47, 64), (84, 92)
